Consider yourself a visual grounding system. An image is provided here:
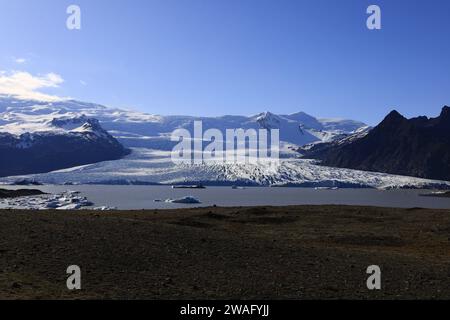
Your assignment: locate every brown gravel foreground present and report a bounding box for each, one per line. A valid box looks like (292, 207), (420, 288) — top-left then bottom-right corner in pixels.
(0, 205), (449, 300)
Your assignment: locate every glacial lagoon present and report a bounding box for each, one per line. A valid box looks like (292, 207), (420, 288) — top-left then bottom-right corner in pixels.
(1, 185), (450, 210)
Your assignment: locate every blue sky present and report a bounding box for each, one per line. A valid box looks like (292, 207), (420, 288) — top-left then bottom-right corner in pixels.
(0, 0), (449, 125)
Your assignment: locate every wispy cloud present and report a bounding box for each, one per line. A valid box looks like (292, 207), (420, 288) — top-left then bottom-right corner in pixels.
(14, 58), (27, 64)
(80, 80), (87, 86)
(0, 71), (65, 102)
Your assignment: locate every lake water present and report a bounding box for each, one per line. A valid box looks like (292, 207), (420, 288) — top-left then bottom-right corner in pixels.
(1, 185), (450, 210)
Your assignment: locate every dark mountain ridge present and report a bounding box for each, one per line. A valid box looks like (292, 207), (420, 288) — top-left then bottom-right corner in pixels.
(303, 106), (450, 181)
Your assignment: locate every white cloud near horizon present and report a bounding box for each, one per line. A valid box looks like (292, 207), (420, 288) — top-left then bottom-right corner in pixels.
(0, 71), (65, 102)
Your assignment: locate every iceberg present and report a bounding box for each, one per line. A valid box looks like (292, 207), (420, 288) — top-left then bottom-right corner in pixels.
(166, 196), (201, 204)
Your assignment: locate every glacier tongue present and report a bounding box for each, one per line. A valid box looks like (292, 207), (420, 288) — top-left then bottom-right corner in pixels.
(2, 148), (448, 189)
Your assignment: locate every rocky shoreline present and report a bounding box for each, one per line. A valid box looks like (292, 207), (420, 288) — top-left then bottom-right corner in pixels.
(0, 189), (98, 210)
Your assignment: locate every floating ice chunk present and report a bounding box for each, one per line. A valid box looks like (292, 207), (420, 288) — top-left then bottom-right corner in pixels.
(0, 190), (95, 210)
(57, 203), (82, 210)
(45, 201), (60, 209)
(92, 206), (117, 211)
(166, 196), (201, 204)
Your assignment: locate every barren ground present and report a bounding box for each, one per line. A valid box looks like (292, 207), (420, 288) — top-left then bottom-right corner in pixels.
(0, 205), (449, 299)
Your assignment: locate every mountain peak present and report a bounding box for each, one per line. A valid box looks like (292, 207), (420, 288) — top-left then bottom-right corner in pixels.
(440, 105), (450, 117)
(259, 111), (276, 117)
(255, 111), (281, 129)
(289, 111), (309, 117)
(383, 110), (406, 123)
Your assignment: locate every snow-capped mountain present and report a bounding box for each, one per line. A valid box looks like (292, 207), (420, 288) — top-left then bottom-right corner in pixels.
(0, 104), (129, 177)
(299, 125), (372, 153)
(2, 96), (447, 189)
(0, 97), (367, 150)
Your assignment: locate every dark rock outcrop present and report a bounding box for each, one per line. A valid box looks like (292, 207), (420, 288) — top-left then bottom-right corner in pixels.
(0, 188), (46, 198)
(304, 107), (450, 181)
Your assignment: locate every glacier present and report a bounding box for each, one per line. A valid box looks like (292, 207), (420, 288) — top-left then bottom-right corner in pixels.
(2, 148), (449, 189)
(0, 96), (449, 189)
